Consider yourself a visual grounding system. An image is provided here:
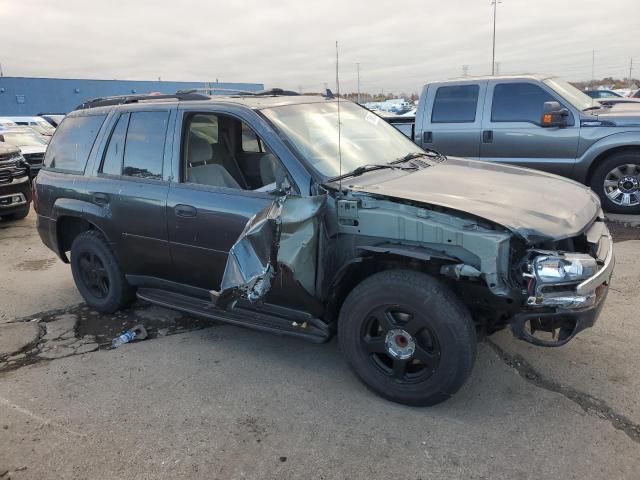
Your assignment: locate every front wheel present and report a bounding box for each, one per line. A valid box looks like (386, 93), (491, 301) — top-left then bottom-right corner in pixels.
(338, 270), (477, 406)
(591, 151), (640, 214)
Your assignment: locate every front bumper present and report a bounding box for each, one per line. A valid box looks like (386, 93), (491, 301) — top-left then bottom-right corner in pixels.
(0, 176), (31, 215)
(512, 221), (613, 347)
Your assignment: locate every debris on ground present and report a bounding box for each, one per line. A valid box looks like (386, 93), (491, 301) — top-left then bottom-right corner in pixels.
(111, 325), (148, 349)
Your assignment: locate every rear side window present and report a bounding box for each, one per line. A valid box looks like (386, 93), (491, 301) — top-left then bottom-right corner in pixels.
(431, 85), (479, 123)
(44, 115), (106, 172)
(100, 113), (129, 175)
(491, 83), (555, 124)
(122, 111), (169, 180)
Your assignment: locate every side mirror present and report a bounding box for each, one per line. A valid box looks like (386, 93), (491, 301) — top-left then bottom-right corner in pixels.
(541, 101), (569, 127)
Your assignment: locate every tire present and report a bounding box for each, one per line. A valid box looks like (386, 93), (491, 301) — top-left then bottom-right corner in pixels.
(590, 151), (640, 214)
(338, 270), (476, 406)
(70, 230), (136, 313)
(7, 204), (30, 220)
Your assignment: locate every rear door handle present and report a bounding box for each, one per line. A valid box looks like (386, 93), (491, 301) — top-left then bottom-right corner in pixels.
(423, 131), (433, 143)
(175, 204), (197, 218)
(482, 130), (493, 143)
(93, 193), (109, 205)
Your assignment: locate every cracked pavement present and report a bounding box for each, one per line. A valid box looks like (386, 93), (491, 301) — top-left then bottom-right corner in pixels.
(1, 212), (639, 479)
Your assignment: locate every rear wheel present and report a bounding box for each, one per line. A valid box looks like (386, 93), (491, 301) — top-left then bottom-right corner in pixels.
(591, 151), (640, 213)
(70, 230), (135, 313)
(338, 270), (477, 406)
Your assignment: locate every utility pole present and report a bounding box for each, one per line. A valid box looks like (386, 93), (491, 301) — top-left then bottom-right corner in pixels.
(491, 0), (501, 75)
(356, 63), (361, 104)
(591, 49), (595, 90)
(0, 63), (3, 77)
(629, 58), (634, 90)
(495, 62), (500, 75)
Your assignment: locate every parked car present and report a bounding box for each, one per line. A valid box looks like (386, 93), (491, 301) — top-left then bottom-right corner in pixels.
(0, 127), (48, 177)
(34, 91), (613, 406)
(0, 142), (31, 220)
(0, 116), (55, 138)
(386, 74), (640, 213)
(38, 113), (66, 128)
(584, 89), (622, 99)
(0, 119), (18, 129)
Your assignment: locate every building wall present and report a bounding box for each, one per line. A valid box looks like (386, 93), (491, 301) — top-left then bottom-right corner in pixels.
(0, 77), (264, 115)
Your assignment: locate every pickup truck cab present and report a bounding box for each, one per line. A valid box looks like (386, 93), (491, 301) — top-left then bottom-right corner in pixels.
(401, 75), (640, 213)
(34, 90), (613, 406)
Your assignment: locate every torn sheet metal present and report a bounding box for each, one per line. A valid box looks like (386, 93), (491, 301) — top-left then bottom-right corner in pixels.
(212, 195), (326, 309)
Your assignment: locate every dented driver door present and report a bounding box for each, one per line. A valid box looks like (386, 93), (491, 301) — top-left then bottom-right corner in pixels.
(211, 194), (327, 313)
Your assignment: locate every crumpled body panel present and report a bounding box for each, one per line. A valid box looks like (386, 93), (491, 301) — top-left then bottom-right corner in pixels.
(211, 195), (326, 309)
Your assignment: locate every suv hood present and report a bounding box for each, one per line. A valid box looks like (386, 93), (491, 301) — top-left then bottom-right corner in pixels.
(348, 157), (600, 243)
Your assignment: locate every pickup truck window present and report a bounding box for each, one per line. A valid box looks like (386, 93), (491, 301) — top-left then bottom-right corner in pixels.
(122, 111), (168, 180)
(44, 114), (106, 172)
(491, 83), (554, 124)
(431, 85), (479, 123)
(100, 113), (129, 175)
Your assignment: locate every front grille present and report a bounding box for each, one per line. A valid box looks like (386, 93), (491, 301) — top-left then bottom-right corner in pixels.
(0, 169), (11, 184)
(23, 153), (44, 165)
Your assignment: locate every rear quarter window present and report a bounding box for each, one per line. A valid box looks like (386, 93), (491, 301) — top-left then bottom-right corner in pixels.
(44, 114), (106, 172)
(431, 85), (479, 123)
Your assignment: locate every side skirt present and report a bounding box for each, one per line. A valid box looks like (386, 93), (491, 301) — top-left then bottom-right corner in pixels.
(136, 288), (331, 343)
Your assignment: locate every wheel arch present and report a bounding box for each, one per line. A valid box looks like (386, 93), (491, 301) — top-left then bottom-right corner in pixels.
(585, 145), (640, 185)
(324, 251), (456, 324)
(55, 215), (110, 263)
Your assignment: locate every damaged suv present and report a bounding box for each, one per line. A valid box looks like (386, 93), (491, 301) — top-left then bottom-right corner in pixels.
(34, 90), (614, 405)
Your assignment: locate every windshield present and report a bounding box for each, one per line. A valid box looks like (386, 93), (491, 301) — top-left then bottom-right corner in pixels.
(262, 101), (424, 178)
(2, 131), (48, 147)
(544, 77), (599, 111)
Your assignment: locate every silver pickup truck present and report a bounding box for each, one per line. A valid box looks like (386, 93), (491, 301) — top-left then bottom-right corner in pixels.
(388, 75), (640, 213)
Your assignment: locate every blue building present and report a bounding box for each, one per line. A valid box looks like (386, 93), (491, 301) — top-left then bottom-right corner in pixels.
(0, 77), (264, 115)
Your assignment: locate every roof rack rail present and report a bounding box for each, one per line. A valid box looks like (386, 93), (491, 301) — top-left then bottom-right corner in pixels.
(75, 91), (210, 110)
(177, 87), (300, 97)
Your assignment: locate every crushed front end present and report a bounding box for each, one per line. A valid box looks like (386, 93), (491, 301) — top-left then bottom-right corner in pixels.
(511, 213), (614, 346)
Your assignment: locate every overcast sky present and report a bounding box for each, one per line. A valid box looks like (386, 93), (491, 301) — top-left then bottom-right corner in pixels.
(1, 0), (638, 94)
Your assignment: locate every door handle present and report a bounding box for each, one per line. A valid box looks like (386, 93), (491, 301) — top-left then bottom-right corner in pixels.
(93, 193), (109, 205)
(482, 130), (493, 143)
(175, 204), (197, 218)
(423, 131), (433, 143)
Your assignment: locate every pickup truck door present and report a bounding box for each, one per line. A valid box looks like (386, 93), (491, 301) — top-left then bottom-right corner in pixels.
(479, 80), (580, 177)
(416, 80), (486, 158)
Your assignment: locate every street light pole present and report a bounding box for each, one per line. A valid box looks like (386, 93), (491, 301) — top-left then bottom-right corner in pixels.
(356, 63), (361, 104)
(491, 0), (501, 75)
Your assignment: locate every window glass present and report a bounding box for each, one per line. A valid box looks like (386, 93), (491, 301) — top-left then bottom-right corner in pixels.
(100, 113), (129, 175)
(122, 111), (168, 180)
(431, 85), (479, 123)
(44, 115), (106, 171)
(491, 83), (555, 124)
(241, 122), (263, 152)
(189, 114), (218, 144)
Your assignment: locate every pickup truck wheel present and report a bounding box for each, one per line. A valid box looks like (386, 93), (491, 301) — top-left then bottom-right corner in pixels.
(338, 270), (476, 406)
(591, 152), (640, 213)
(70, 230), (135, 313)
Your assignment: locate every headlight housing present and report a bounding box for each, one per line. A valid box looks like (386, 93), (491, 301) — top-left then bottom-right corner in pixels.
(533, 253), (597, 283)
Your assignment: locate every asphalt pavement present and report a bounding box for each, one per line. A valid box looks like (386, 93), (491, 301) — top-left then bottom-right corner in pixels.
(1, 211), (639, 479)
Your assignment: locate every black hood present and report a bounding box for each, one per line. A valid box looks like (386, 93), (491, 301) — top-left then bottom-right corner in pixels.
(348, 157), (601, 243)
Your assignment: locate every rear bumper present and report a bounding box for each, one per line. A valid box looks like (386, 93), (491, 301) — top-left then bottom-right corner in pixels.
(36, 214), (64, 260)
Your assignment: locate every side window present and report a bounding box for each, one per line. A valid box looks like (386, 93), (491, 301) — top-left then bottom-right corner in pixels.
(100, 113), (129, 175)
(241, 122), (264, 153)
(122, 111), (169, 180)
(431, 85), (479, 123)
(491, 83), (555, 124)
(44, 115), (106, 172)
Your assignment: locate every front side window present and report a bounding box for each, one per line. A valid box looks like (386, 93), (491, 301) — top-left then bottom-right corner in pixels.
(44, 115), (106, 171)
(431, 85), (479, 123)
(491, 83), (555, 124)
(122, 111), (168, 180)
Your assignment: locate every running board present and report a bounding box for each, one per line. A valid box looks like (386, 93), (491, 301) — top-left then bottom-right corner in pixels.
(136, 288), (331, 343)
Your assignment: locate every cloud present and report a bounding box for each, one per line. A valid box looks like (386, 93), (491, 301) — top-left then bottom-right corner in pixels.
(1, 0), (637, 94)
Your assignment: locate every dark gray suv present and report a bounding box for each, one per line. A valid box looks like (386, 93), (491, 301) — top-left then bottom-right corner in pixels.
(34, 91), (613, 406)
